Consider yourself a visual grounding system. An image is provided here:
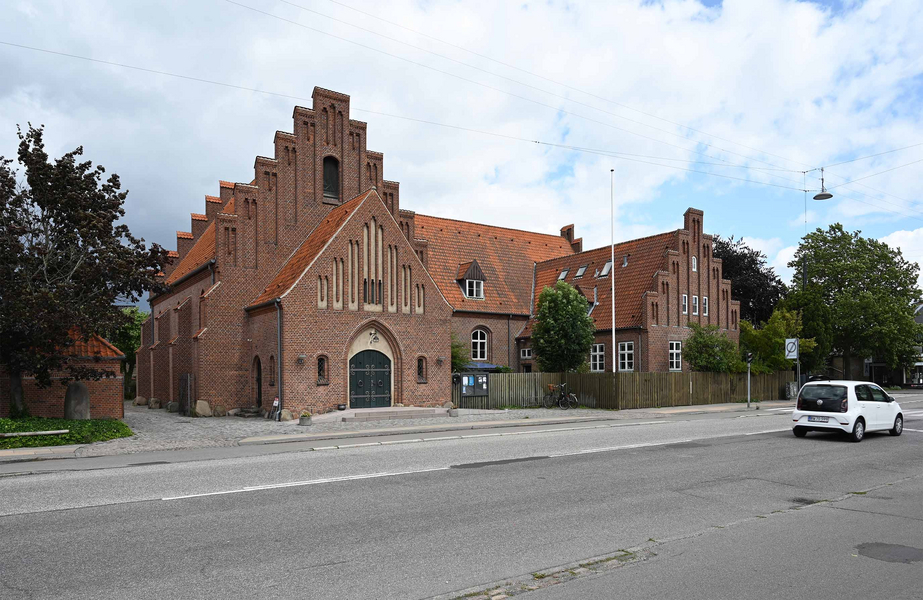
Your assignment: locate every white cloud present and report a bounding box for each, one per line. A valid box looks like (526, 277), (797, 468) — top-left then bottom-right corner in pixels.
(879, 228), (923, 290)
(772, 245), (799, 286)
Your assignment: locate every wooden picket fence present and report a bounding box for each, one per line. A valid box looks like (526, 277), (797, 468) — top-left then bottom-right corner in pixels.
(452, 371), (793, 410)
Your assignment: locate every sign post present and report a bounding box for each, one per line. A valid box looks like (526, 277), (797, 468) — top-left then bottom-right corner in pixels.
(746, 352), (753, 409)
(785, 338), (800, 389)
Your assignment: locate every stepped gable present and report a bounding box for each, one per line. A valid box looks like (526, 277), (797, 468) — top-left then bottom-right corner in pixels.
(520, 231), (675, 337)
(415, 214), (574, 315)
(165, 197), (236, 286)
(249, 190), (370, 306)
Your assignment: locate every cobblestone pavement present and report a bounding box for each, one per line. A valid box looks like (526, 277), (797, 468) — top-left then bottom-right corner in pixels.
(75, 402), (631, 457)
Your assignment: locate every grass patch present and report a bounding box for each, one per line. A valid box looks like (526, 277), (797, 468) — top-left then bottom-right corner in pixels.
(532, 573), (548, 580)
(0, 417), (133, 449)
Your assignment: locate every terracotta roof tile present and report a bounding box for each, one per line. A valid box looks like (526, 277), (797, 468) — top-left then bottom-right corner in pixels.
(415, 215), (574, 315)
(192, 213), (207, 221)
(519, 232), (675, 337)
(249, 191), (370, 306)
(206, 195), (222, 204)
(177, 231), (193, 239)
(166, 221), (215, 285)
(69, 334), (124, 359)
(219, 180), (235, 189)
(456, 261), (473, 280)
(167, 250), (179, 258)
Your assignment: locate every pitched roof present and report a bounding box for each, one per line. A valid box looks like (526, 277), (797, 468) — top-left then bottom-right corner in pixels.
(249, 191), (370, 307)
(206, 195), (222, 204)
(191, 213), (207, 221)
(69, 334), (124, 359)
(177, 231), (193, 239)
(166, 221), (215, 285)
(520, 232), (676, 337)
(415, 215), (574, 315)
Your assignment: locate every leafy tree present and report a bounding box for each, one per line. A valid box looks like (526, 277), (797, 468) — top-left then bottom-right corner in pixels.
(531, 281), (595, 372)
(740, 307), (816, 374)
(713, 235), (787, 324)
(0, 125), (166, 416)
(779, 285), (832, 373)
(788, 224), (922, 379)
(683, 323), (745, 373)
(105, 307), (148, 399)
(450, 332), (470, 372)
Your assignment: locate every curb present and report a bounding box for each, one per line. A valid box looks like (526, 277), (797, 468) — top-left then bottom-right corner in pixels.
(237, 416), (631, 446)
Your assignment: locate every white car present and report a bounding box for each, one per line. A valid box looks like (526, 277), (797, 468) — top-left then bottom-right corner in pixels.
(792, 379), (904, 442)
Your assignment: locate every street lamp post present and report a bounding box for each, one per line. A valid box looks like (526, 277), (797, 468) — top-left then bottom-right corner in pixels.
(611, 169), (616, 375)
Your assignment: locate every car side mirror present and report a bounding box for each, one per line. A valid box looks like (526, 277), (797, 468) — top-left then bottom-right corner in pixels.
(886, 395), (895, 402)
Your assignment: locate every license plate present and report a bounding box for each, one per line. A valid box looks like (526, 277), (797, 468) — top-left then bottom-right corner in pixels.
(808, 416), (829, 423)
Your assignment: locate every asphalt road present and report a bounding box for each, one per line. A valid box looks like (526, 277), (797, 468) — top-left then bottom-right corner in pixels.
(1, 398), (921, 600)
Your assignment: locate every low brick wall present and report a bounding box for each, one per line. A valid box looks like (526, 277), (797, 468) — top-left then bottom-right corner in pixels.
(0, 359), (124, 419)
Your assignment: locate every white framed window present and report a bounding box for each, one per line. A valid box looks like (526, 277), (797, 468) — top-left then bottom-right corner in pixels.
(465, 279), (484, 299)
(669, 341), (682, 371)
(682, 294), (688, 315)
(471, 329), (487, 361)
(692, 295), (699, 315)
(521, 347), (532, 360)
(575, 265), (587, 278)
(703, 296), (709, 316)
(599, 261), (612, 277)
(692, 256), (698, 272)
(558, 269), (569, 280)
(590, 344), (605, 372)
(618, 342), (634, 372)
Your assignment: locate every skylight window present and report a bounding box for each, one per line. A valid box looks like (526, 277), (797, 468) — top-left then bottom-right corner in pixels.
(575, 265), (588, 278)
(558, 269), (569, 280)
(599, 261), (612, 277)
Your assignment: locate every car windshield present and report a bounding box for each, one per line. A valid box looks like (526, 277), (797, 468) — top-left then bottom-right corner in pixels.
(800, 385), (847, 401)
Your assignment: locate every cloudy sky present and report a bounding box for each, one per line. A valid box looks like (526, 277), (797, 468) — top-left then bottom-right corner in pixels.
(2, 0), (922, 298)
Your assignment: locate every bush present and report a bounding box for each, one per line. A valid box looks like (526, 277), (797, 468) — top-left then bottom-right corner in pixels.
(0, 417), (133, 449)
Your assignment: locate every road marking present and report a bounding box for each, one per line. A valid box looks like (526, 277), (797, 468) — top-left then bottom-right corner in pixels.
(903, 428), (923, 433)
(162, 467), (451, 501)
(765, 408), (794, 413)
(549, 439), (694, 457)
(744, 428), (791, 435)
(903, 410), (923, 417)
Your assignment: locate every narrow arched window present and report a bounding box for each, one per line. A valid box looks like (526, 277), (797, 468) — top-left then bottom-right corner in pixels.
(471, 329), (488, 361)
(317, 356), (328, 385)
(417, 357), (427, 383)
(692, 256), (698, 272)
(323, 156), (339, 200)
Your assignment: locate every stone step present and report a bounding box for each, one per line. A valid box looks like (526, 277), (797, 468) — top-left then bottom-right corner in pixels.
(341, 408), (450, 422)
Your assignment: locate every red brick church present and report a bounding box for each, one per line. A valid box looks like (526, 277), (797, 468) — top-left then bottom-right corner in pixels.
(137, 87), (739, 415)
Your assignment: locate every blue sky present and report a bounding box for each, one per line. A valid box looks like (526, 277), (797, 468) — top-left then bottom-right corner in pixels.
(1, 0), (921, 298)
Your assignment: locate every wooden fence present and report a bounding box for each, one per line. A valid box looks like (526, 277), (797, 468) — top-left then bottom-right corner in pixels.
(452, 371), (793, 410)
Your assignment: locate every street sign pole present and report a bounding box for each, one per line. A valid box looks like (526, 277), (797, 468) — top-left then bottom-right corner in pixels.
(747, 361), (751, 409)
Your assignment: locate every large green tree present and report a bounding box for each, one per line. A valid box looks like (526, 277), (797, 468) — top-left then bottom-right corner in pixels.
(713, 235), (787, 324)
(740, 307), (816, 374)
(0, 125), (166, 416)
(683, 323), (745, 373)
(788, 224), (922, 379)
(779, 285), (833, 373)
(531, 281), (595, 373)
(105, 307), (149, 399)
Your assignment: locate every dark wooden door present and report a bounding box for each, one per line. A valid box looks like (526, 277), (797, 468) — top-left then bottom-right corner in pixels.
(349, 350), (391, 409)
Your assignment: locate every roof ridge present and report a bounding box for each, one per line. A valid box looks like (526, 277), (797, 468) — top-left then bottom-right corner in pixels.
(416, 213), (570, 242)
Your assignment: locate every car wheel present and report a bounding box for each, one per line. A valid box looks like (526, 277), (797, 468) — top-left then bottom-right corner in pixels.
(890, 415), (903, 437)
(849, 419), (865, 443)
(793, 427), (808, 438)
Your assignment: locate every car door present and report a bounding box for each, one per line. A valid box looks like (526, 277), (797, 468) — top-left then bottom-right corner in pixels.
(854, 385), (875, 428)
(867, 385), (893, 430)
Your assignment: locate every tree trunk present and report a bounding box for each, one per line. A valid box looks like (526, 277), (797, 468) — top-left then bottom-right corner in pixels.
(9, 369), (25, 417)
(843, 350), (851, 380)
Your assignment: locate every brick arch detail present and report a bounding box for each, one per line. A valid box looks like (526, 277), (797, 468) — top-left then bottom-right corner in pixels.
(342, 318), (403, 406)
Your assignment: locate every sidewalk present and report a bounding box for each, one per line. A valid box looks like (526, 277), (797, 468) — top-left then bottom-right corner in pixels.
(1, 398), (799, 463)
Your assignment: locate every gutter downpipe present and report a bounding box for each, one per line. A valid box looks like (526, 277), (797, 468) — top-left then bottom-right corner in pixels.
(276, 300), (284, 421)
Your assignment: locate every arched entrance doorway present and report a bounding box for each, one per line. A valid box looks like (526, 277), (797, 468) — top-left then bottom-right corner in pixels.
(253, 356), (262, 407)
(349, 350), (391, 408)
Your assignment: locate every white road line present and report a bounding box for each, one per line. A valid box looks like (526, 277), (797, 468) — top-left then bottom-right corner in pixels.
(549, 439), (694, 458)
(903, 411), (923, 417)
(744, 428), (792, 435)
(162, 467), (451, 501)
(903, 428), (923, 433)
(765, 408), (794, 413)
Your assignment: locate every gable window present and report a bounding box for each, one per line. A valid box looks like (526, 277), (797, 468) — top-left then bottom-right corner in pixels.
(465, 279), (484, 299)
(692, 295), (699, 316)
(692, 256), (698, 272)
(599, 261), (612, 277)
(558, 269), (569, 280)
(590, 344), (605, 372)
(703, 296), (709, 316)
(618, 342), (634, 372)
(417, 357), (427, 383)
(575, 265), (588, 278)
(323, 156), (339, 200)
(669, 341), (682, 371)
(521, 347), (532, 360)
(682, 294), (688, 315)
(471, 329), (488, 361)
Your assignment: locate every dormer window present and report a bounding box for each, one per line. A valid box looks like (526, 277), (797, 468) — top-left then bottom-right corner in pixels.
(466, 279), (484, 299)
(558, 269), (569, 281)
(599, 260), (612, 277)
(575, 265), (587, 278)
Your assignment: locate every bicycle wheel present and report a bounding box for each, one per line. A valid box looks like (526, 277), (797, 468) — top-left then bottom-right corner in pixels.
(567, 393), (579, 409)
(558, 394), (570, 410)
(543, 392), (556, 409)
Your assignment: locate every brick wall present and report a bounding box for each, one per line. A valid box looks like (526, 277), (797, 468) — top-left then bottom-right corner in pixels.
(0, 359), (124, 419)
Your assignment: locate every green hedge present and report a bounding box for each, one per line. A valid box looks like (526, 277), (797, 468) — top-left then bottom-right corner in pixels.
(0, 417), (133, 449)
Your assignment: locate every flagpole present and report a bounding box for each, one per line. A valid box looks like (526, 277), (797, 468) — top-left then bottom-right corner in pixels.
(610, 169), (616, 375)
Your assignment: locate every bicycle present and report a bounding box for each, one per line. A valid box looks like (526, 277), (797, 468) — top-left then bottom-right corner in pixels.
(543, 383), (579, 410)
